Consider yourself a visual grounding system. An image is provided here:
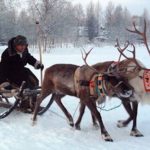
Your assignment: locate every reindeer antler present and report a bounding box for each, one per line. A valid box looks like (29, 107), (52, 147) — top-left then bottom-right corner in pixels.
(115, 39), (130, 62)
(116, 39), (149, 71)
(127, 19), (150, 56)
(81, 48), (98, 72)
(81, 48), (93, 66)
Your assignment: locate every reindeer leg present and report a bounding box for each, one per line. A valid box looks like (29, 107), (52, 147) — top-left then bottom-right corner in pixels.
(91, 114), (99, 128)
(32, 75), (55, 123)
(32, 96), (44, 123)
(130, 101), (143, 137)
(91, 102), (99, 128)
(117, 100), (134, 128)
(85, 99), (113, 142)
(32, 91), (54, 123)
(75, 102), (85, 130)
(75, 102), (98, 130)
(55, 95), (74, 127)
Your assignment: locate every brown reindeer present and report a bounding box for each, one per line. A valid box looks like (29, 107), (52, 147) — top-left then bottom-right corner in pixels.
(32, 51), (133, 142)
(112, 20), (150, 136)
(73, 58), (144, 137)
(33, 46), (142, 140)
(75, 23), (150, 136)
(89, 20), (150, 138)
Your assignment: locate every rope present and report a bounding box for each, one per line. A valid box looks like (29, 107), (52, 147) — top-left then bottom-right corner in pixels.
(49, 102), (80, 120)
(49, 109), (66, 120)
(72, 102), (80, 118)
(97, 102), (122, 111)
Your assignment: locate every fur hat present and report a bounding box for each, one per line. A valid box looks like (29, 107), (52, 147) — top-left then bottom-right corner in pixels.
(13, 35), (28, 46)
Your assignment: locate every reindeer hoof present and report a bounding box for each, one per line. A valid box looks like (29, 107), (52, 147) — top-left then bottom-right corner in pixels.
(130, 129), (144, 137)
(93, 123), (99, 129)
(67, 116), (74, 127)
(69, 122), (74, 127)
(117, 120), (127, 128)
(75, 124), (81, 130)
(31, 116), (37, 126)
(67, 120), (74, 127)
(102, 133), (113, 142)
(32, 120), (37, 126)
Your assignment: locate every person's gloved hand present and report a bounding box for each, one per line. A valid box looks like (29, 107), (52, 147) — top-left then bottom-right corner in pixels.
(36, 63), (44, 70)
(35, 61), (44, 70)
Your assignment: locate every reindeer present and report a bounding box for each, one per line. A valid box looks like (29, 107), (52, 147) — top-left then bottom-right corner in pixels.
(72, 47), (145, 137)
(113, 20), (150, 132)
(120, 20), (150, 105)
(32, 44), (144, 139)
(76, 20), (150, 138)
(106, 20), (150, 133)
(90, 20), (150, 138)
(32, 49), (133, 142)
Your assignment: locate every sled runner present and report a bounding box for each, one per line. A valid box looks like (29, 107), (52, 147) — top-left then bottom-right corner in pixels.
(0, 81), (52, 119)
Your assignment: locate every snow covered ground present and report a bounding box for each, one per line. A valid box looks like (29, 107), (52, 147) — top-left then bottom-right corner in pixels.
(0, 45), (150, 150)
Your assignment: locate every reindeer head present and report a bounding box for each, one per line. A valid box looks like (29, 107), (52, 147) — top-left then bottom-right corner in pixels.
(115, 19), (150, 71)
(81, 48), (133, 99)
(102, 73), (133, 98)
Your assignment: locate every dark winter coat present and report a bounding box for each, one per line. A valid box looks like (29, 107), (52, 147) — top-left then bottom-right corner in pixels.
(1, 37), (37, 70)
(0, 37), (39, 88)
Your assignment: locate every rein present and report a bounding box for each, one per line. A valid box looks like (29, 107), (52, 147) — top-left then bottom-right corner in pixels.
(49, 102), (80, 121)
(96, 99), (122, 111)
(97, 102), (122, 111)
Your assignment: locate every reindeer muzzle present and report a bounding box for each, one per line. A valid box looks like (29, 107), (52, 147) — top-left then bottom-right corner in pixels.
(119, 89), (133, 98)
(114, 81), (133, 98)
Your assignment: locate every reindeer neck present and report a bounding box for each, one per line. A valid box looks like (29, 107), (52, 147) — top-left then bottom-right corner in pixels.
(118, 59), (142, 80)
(92, 61), (114, 72)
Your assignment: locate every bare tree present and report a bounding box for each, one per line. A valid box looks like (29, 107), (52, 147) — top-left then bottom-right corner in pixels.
(86, 2), (99, 42)
(105, 1), (115, 43)
(73, 3), (85, 46)
(29, 0), (78, 51)
(0, 0), (149, 47)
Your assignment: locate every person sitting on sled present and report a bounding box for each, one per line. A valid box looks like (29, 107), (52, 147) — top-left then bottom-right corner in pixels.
(0, 35), (44, 89)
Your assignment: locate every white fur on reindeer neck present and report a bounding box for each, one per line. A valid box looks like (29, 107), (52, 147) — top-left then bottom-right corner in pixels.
(128, 60), (150, 104)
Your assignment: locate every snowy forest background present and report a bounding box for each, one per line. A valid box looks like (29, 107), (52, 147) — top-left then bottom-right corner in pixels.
(0, 0), (150, 51)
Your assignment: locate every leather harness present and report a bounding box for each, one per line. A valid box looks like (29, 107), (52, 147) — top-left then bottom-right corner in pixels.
(74, 66), (108, 98)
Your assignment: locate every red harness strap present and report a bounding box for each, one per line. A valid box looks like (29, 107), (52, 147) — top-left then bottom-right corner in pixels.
(89, 74), (97, 97)
(143, 70), (150, 92)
